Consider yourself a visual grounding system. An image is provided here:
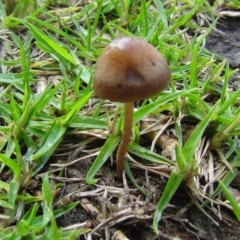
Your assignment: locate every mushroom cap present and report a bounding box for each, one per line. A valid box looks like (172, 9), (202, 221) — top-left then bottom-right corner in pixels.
(93, 36), (171, 102)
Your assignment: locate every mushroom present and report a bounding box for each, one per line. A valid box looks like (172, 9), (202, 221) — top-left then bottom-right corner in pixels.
(93, 36), (171, 180)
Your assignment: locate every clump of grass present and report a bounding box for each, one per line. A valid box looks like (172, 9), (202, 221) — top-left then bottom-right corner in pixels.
(0, 0), (240, 239)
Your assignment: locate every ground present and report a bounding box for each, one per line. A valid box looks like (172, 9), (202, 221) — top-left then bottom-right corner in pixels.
(1, 2), (240, 240)
(53, 16), (240, 240)
(206, 17), (240, 93)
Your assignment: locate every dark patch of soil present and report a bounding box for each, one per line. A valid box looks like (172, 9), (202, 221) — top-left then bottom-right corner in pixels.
(206, 17), (240, 69)
(206, 17), (240, 91)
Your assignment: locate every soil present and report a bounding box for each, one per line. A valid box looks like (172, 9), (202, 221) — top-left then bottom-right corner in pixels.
(53, 17), (240, 240)
(206, 17), (240, 69)
(206, 17), (240, 92)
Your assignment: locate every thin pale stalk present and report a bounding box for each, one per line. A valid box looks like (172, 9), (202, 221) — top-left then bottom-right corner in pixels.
(116, 102), (133, 179)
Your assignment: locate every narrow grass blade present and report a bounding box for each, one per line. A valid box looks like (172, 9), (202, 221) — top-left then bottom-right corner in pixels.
(10, 93), (20, 123)
(86, 133), (121, 184)
(50, 212), (60, 240)
(217, 88), (240, 115)
(23, 202), (40, 224)
(42, 174), (53, 207)
(30, 202), (79, 228)
(128, 142), (172, 165)
(125, 160), (147, 196)
(218, 180), (240, 221)
(201, 168), (238, 207)
(182, 103), (218, 163)
(26, 16), (86, 52)
(33, 122), (66, 160)
(134, 89), (196, 124)
(32, 143), (61, 176)
(175, 143), (187, 173)
(13, 19), (77, 66)
(69, 116), (107, 130)
(0, 154), (21, 176)
(0, 180), (10, 192)
(141, 0), (148, 37)
(8, 180), (21, 220)
(167, 0), (205, 33)
(53, 202), (79, 219)
(0, 199), (13, 209)
(153, 170), (184, 233)
(60, 91), (93, 125)
(153, 0), (168, 29)
(32, 122), (67, 176)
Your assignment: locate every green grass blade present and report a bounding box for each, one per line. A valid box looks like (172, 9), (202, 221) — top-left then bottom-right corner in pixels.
(166, 0), (205, 33)
(86, 133), (121, 184)
(29, 202), (80, 229)
(201, 168), (238, 207)
(0, 199), (13, 209)
(134, 89), (196, 124)
(60, 91), (93, 125)
(217, 88), (240, 115)
(8, 180), (21, 220)
(12, 18), (77, 66)
(128, 142), (172, 165)
(51, 213), (60, 240)
(182, 103), (218, 162)
(141, 0), (148, 37)
(26, 16), (86, 52)
(42, 174), (53, 207)
(0, 154), (21, 176)
(153, 0), (168, 29)
(125, 160), (147, 196)
(153, 170), (184, 233)
(33, 122), (66, 160)
(69, 116), (107, 129)
(23, 202), (40, 224)
(219, 180), (240, 221)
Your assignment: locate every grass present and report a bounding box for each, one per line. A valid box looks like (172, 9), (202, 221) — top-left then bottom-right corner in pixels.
(0, 0), (240, 239)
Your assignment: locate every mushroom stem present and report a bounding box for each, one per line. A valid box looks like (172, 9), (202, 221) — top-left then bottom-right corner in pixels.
(116, 102), (133, 179)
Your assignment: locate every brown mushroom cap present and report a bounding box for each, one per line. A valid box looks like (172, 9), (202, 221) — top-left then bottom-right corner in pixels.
(93, 36), (171, 102)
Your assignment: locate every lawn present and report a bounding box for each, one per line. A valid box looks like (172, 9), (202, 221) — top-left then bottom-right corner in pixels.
(0, 0), (240, 239)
